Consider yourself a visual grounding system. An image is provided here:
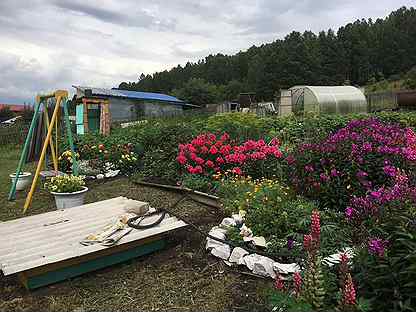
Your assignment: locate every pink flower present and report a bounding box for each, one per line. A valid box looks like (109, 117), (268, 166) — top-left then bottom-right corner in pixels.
(195, 157), (205, 165)
(293, 272), (302, 296)
(232, 167), (242, 175)
(216, 156), (225, 164)
(209, 146), (218, 155)
(200, 146), (209, 154)
(205, 160), (214, 168)
(342, 275), (357, 305)
(194, 165), (203, 174)
(176, 154), (187, 165)
(311, 210), (320, 242)
(303, 234), (312, 251)
(220, 132), (230, 141)
(274, 274), (285, 291)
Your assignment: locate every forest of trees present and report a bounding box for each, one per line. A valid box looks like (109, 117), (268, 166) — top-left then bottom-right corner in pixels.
(118, 7), (416, 105)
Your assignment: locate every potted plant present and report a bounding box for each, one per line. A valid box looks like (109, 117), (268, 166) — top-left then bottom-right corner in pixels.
(45, 175), (88, 209)
(9, 172), (32, 191)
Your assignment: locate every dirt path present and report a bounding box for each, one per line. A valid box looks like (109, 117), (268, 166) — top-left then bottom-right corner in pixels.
(0, 177), (270, 312)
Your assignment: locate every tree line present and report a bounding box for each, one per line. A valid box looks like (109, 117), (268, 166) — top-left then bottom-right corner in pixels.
(118, 7), (416, 105)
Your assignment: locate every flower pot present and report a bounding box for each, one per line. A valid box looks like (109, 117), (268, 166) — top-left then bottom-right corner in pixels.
(10, 172), (32, 191)
(50, 187), (89, 209)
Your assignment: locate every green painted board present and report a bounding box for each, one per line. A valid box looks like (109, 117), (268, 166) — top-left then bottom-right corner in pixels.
(76, 104), (84, 135)
(24, 239), (165, 289)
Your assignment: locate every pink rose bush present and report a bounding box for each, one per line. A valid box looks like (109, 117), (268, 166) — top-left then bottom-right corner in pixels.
(177, 132), (283, 177)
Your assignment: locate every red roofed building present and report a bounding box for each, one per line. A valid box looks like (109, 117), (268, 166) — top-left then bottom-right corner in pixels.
(0, 104), (30, 113)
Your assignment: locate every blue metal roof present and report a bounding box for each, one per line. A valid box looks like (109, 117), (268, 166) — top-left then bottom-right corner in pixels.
(73, 86), (198, 107)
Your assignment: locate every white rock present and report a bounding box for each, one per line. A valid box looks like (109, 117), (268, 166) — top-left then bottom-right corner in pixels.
(239, 224), (253, 237)
(206, 228), (227, 250)
(229, 247), (249, 264)
(273, 262), (301, 274)
(251, 256), (276, 278)
(105, 170), (120, 178)
(243, 236), (267, 248)
(221, 217), (236, 227)
(232, 214), (243, 225)
(96, 174), (105, 180)
(323, 247), (354, 267)
(211, 244), (231, 260)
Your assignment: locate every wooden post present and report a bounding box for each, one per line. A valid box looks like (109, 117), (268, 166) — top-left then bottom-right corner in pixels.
(43, 106), (58, 171)
(23, 95), (64, 213)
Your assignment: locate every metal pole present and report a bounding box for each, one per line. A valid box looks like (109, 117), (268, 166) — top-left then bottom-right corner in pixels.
(8, 99), (42, 201)
(63, 99), (78, 175)
(23, 96), (63, 212)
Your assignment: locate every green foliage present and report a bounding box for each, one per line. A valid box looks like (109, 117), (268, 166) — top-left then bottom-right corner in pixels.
(353, 214), (416, 311)
(0, 106), (14, 120)
(269, 290), (312, 312)
(180, 174), (215, 193)
(173, 78), (220, 105)
(205, 113), (274, 142)
(44, 175), (85, 193)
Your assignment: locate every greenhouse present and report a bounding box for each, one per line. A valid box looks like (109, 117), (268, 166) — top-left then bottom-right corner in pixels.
(290, 86), (367, 115)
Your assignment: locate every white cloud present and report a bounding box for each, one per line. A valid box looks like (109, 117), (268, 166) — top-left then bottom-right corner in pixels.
(0, 0), (414, 103)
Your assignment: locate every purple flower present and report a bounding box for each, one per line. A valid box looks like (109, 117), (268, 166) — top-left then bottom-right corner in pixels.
(383, 165), (397, 177)
(356, 170), (368, 179)
(345, 207), (355, 220)
(368, 238), (388, 257)
(370, 190), (382, 200)
(330, 168), (340, 177)
(287, 238), (294, 250)
(304, 165), (314, 172)
(320, 173), (329, 182)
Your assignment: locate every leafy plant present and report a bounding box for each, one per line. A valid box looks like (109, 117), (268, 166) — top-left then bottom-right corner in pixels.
(44, 175), (85, 193)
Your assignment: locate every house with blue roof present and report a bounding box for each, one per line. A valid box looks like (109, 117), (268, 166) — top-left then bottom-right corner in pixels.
(73, 86), (198, 135)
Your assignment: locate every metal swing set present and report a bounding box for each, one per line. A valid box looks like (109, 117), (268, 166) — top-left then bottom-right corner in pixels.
(8, 90), (79, 213)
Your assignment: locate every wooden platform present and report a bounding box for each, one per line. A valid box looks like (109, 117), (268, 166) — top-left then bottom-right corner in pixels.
(0, 197), (187, 289)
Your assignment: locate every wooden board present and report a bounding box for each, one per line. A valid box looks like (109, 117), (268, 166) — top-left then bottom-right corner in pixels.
(0, 197), (187, 289)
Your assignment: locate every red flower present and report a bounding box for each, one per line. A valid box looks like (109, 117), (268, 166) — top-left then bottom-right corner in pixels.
(194, 165), (203, 174)
(293, 272), (302, 296)
(205, 160), (214, 168)
(220, 145), (231, 155)
(220, 132), (230, 141)
(303, 234), (312, 251)
(177, 154), (187, 165)
(216, 156), (225, 164)
(232, 167), (242, 175)
(210, 146), (218, 155)
(274, 274), (285, 291)
(195, 157), (205, 165)
(200, 146), (209, 154)
(342, 274), (357, 306)
(311, 210), (320, 242)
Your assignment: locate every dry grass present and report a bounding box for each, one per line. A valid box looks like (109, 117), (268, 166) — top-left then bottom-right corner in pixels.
(0, 145), (270, 312)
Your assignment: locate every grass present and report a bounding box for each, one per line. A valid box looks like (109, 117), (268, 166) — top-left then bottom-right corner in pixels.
(0, 145), (270, 312)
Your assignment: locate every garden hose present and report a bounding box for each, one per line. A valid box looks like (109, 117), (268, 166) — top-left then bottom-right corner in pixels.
(127, 188), (302, 262)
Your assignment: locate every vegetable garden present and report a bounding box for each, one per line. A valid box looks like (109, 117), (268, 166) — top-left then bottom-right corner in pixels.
(59, 111), (416, 311)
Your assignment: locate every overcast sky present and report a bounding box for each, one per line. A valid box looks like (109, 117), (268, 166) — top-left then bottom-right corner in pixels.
(0, 0), (414, 104)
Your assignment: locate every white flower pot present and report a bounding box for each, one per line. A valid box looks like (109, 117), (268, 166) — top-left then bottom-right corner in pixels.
(50, 187), (89, 209)
(10, 172), (32, 191)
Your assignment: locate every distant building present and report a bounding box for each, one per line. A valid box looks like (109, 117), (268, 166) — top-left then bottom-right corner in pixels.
(72, 86), (199, 135)
(0, 104), (28, 113)
(277, 86), (367, 115)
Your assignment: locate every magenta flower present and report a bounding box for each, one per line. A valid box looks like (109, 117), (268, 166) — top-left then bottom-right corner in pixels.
(368, 238), (388, 257)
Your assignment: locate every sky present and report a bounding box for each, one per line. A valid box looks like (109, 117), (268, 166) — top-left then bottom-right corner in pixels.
(0, 0), (414, 104)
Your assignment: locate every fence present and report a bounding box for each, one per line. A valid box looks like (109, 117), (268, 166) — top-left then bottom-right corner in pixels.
(0, 121), (30, 145)
(366, 91), (398, 112)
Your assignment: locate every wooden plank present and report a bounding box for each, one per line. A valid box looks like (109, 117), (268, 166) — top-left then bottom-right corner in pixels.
(18, 236), (165, 289)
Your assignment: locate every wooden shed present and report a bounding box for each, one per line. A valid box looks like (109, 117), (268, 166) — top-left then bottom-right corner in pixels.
(73, 86), (198, 135)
